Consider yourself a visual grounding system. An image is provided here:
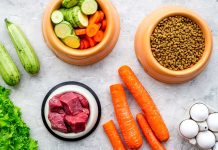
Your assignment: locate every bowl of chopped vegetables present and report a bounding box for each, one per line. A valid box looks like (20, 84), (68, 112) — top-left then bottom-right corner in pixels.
(42, 0), (120, 65)
(135, 6), (212, 84)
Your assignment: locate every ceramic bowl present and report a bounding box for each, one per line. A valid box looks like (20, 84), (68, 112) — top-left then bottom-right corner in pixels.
(41, 81), (101, 141)
(42, 0), (120, 65)
(135, 6), (212, 84)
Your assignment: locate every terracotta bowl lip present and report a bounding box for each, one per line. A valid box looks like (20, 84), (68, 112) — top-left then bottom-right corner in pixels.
(43, 0), (114, 58)
(143, 6), (212, 76)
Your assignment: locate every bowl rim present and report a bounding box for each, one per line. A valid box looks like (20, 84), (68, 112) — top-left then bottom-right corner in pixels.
(41, 81), (101, 141)
(142, 6), (212, 77)
(42, 0), (115, 58)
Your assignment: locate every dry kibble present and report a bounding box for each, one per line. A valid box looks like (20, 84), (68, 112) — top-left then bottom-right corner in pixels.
(150, 16), (205, 71)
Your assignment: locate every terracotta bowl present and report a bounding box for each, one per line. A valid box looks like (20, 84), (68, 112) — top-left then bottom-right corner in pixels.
(42, 0), (120, 65)
(135, 6), (212, 84)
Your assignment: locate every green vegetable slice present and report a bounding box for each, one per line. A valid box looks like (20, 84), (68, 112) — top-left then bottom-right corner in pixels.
(54, 21), (73, 39)
(0, 86), (38, 150)
(81, 0), (98, 15)
(51, 10), (64, 24)
(63, 35), (80, 48)
(77, 10), (88, 28)
(62, 0), (78, 8)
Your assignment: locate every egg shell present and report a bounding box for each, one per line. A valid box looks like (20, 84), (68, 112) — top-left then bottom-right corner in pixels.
(207, 113), (218, 132)
(180, 119), (199, 139)
(196, 131), (216, 149)
(190, 103), (209, 122)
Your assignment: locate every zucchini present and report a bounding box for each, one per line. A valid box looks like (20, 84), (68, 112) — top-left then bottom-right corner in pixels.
(54, 21), (73, 38)
(76, 10), (88, 28)
(62, 0), (78, 8)
(51, 10), (64, 24)
(63, 35), (80, 48)
(81, 0), (98, 15)
(0, 42), (20, 86)
(5, 19), (40, 74)
(72, 6), (81, 27)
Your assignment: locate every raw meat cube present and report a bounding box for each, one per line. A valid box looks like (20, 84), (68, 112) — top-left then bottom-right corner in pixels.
(49, 96), (64, 114)
(48, 112), (67, 133)
(60, 92), (83, 115)
(64, 112), (89, 133)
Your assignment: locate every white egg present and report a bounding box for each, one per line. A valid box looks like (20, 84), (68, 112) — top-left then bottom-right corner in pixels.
(213, 142), (218, 150)
(196, 131), (216, 149)
(207, 113), (218, 132)
(180, 119), (199, 138)
(190, 103), (209, 122)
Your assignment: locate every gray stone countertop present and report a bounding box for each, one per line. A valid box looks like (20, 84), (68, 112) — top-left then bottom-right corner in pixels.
(0, 0), (218, 149)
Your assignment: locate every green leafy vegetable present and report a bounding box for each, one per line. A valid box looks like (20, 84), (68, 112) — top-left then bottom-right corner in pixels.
(0, 86), (38, 150)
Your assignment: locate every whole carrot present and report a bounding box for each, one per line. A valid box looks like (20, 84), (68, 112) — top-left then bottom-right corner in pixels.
(110, 84), (143, 149)
(103, 120), (126, 150)
(136, 113), (166, 150)
(118, 65), (169, 142)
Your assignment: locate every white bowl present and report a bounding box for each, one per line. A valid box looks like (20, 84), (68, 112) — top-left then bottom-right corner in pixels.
(41, 81), (101, 141)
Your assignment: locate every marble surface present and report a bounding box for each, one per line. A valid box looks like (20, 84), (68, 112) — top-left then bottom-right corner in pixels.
(0, 0), (218, 149)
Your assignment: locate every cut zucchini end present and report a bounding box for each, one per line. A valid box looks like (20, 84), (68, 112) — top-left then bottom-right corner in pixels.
(51, 10), (64, 24)
(81, 0), (98, 15)
(63, 35), (80, 48)
(78, 11), (88, 27)
(54, 22), (72, 39)
(5, 18), (12, 27)
(62, 0), (78, 8)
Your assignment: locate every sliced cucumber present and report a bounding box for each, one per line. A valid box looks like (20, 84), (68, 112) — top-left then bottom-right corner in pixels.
(62, 0), (78, 8)
(51, 10), (64, 24)
(75, 10), (88, 28)
(81, 0), (98, 15)
(72, 6), (80, 27)
(63, 35), (80, 48)
(54, 21), (72, 39)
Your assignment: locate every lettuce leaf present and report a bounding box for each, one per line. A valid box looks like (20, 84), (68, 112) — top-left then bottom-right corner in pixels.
(0, 86), (38, 150)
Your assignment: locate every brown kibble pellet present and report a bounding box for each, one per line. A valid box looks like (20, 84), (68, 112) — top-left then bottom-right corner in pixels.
(150, 16), (205, 71)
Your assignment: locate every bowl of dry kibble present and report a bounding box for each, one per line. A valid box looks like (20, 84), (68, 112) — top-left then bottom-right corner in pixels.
(135, 6), (212, 83)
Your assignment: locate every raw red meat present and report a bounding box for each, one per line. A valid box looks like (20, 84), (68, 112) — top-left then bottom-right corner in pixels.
(79, 98), (89, 109)
(82, 108), (90, 115)
(60, 92), (83, 115)
(48, 91), (90, 134)
(49, 96), (64, 114)
(48, 112), (67, 133)
(65, 112), (89, 133)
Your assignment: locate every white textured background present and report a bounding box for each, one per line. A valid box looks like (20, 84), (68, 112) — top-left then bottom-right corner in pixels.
(0, 0), (218, 150)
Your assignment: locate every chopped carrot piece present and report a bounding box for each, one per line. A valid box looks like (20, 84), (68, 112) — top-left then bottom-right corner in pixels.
(75, 29), (86, 36)
(83, 39), (90, 49)
(93, 30), (104, 42)
(99, 10), (105, 22)
(89, 11), (101, 24)
(86, 24), (100, 37)
(86, 37), (96, 47)
(80, 40), (85, 49)
(101, 19), (107, 31)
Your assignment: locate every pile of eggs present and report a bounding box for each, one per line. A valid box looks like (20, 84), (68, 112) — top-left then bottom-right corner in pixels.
(179, 103), (218, 150)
